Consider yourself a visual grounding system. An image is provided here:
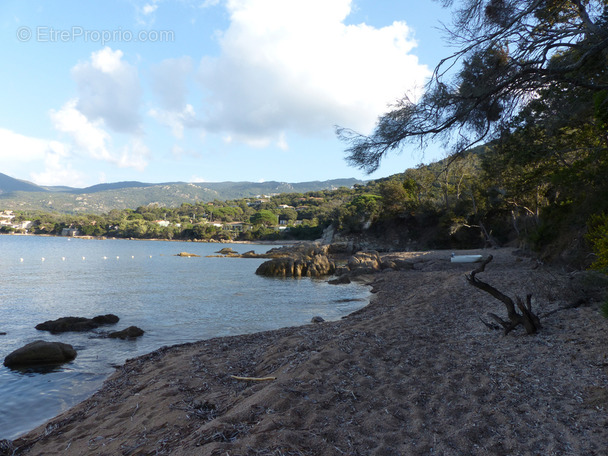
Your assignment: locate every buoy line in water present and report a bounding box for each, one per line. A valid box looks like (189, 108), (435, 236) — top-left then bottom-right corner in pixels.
(18, 255), (156, 263)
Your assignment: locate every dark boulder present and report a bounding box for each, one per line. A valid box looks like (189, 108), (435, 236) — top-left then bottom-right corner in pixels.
(3, 340), (77, 368)
(108, 326), (145, 339)
(92, 314), (120, 325)
(328, 275), (351, 285)
(36, 314), (119, 333)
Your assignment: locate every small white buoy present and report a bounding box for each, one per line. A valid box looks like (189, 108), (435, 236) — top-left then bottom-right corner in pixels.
(131, 255), (134, 259)
(41, 257), (45, 262)
(149, 255), (152, 258)
(20, 258), (24, 262)
(82, 256), (86, 260)
(62, 257), (66, 261)
(103, 256), (107, 260)
(116, 256), (120, 260)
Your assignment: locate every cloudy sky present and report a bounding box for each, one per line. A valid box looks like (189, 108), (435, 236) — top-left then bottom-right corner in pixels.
(0, 0), (452, 188)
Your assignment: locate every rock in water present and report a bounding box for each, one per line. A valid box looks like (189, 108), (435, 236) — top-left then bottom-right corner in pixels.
(108, 326), (145, 339)
(92, 314), (120, 325)
(255, 243), (335, 277)
(216, 247), (237, 255)
(36, 314), (120, 332)
(3, 340), (77, 368)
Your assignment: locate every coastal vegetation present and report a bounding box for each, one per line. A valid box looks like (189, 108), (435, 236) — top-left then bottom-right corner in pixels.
(0, 135), (607, 267)
(1, 3), (606, 270)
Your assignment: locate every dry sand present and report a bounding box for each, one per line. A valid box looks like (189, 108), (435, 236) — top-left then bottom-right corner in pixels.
(8, 248), (608, 455)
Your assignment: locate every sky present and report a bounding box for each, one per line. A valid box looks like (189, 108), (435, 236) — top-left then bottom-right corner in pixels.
(0, 0), (454, 188)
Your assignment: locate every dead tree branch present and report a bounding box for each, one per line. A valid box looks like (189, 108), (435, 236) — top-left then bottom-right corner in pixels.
(466, 255), (541, 335)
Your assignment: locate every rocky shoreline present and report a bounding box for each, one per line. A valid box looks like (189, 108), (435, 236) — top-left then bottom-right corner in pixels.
(5, 248), (608, 455)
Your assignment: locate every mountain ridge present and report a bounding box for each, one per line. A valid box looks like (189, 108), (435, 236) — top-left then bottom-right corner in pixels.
(0, 172), (366, 213)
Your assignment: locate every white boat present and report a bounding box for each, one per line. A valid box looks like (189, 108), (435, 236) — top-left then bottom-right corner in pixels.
(450, 254), (483, 263)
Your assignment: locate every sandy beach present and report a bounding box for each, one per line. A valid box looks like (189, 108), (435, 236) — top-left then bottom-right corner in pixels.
(8, 248), (608, 455)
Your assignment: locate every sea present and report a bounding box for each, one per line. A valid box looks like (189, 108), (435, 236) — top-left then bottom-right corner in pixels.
(0, 235), (370, 440)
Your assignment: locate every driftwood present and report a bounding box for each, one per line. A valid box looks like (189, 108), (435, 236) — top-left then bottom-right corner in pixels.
(230, 375), (276, 382)
(466, 255), (541, 335)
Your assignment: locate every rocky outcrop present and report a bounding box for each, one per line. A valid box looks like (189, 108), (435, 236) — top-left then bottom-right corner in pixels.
(36, 314), (119, 333)
(176, 252), (201, 257)
(108, 326), (145, 339)
(3, 340), (77, 368)
(255, 243), (335, 277)
(347, 251), (382, 274)
(329, 251), (415, 284)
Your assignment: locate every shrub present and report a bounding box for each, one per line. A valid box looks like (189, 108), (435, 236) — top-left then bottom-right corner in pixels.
(586, 213), (608, 272)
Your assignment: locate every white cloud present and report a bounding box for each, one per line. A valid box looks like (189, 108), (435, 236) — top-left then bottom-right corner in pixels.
(0, 128), (49, 163)
(0, 128), (85, 186)
(118, 138), (150, 171)
(30, 144), (86, 187)
(198, 0), (430, 146)
(150, 57), (194, 111)
(143, 3), (159, 15)
(51, 100), (150, 171)
(48, 48), (150, 175)
(200, 0), (220, 8)
(50, 100), (113, 161)
(71, 47), (142, 133)
(149, 57), (206, 139)
(149, 104), (201, 139)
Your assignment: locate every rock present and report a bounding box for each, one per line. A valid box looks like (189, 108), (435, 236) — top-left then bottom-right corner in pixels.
(256, 254), (335, 277)
(381, 258), (414, 271)
(36, 314), (120, 332)
(348, 251), (382, 272)
(176, 252), (200, 257)
(255, 243), (338, 277)
(108, 326), (145, 339)
(328, 275), (351, 285)
(92, 314), (120, 325)
(216, 247), (237, 255)
(240, 250), (259, 258)
(334, 266), (350, 276)
(3, 340), (77, 368)
(0, 332), (6, 336)
(0, 439), (14, 455)
(311, 316), (325, 323)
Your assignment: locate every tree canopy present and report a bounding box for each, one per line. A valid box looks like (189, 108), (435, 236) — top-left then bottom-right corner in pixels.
(338, 0), (608, 173)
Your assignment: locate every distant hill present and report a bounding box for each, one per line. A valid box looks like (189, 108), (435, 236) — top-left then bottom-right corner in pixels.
(0, 173), (365, 213)
(0, 173), (48, 193)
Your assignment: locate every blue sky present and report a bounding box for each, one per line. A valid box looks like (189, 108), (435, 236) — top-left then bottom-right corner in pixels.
(0, 0), (453, 188)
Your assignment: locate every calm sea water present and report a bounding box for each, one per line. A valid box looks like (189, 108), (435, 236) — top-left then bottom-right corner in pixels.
(0, 235), (370, 440)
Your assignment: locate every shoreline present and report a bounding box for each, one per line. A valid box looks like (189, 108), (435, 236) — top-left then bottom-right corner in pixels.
(9, 248), (608, 455)
(0, 232), (303, 245)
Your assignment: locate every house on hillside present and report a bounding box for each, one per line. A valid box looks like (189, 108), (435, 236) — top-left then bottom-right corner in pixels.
(222, 222), (252, 232)
(61, 227), (80, 237)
